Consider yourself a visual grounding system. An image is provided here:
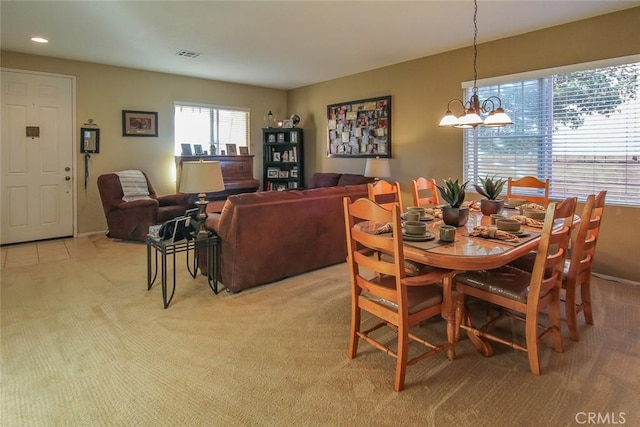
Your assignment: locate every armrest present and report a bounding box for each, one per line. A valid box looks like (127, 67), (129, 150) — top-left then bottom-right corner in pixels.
(157, 193), (189, 207)
(116, 198), (159, 210)
(204, 213), (224, 238)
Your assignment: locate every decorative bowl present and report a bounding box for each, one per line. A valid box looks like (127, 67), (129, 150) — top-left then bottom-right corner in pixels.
(406, 206), (427, 216)
(506, 198), (526, 208)
(496, 219), (521, 232)
(524, 209), (546, 220)
(403, 221), (427, 235)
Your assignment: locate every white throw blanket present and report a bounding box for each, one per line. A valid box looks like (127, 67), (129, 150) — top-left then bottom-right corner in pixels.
(116, 170), (151, 202)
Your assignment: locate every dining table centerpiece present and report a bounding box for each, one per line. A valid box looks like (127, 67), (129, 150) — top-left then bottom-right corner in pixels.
(474, 174), (506, 215)
(436, 178), (470, 226)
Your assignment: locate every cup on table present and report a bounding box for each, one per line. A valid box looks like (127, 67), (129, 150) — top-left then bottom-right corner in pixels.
(439, 225), (456, 242)
(405, 211), (421, 222)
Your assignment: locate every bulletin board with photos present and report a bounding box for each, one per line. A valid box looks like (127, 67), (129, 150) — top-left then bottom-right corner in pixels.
(326, 95), (391, 158)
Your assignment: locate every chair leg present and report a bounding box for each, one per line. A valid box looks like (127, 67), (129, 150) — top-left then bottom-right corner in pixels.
(349, 304), (361, 359)
(394, 322), (409, 392)
(549, 291), (565, 354)
(525, 314), (541, 376)
(564, 279), (580, 342)
(582, 272), (594, 326)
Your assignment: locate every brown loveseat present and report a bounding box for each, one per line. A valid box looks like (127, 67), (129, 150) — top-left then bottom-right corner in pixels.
(203, 173), (373, 293)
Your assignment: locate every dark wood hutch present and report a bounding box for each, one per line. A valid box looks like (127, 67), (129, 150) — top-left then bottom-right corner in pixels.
(175, 155), (259, 202)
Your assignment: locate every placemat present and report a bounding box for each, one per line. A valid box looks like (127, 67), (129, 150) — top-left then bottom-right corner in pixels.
(463, 230), (540, 247)
(403, 238), (455, 251)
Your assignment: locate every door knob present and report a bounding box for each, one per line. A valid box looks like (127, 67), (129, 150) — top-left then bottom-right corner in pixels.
(65, 167), (71, 172)
(65, 176), (71, 181)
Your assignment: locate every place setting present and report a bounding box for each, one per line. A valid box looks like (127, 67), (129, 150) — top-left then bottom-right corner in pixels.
(400, 206), (435, 222)
(402, 220), (436, 242)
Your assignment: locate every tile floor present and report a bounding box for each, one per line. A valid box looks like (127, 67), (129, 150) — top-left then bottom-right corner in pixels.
(0, 236), (103, 269)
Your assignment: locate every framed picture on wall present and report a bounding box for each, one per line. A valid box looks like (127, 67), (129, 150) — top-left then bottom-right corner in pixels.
(122, 110), (158, 137)
(326, 95), (391, 158)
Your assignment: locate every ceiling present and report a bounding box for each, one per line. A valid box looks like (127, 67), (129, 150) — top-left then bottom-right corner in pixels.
(2, 1), (639, 90)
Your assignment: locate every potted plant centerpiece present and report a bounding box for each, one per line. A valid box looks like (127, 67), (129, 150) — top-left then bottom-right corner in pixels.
(474, 174), (507, 215)
(436, 178), (470, 227)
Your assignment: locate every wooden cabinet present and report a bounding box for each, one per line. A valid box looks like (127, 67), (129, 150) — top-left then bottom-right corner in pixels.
(176, 155), (259, 201)
(262, 128), (304, 191)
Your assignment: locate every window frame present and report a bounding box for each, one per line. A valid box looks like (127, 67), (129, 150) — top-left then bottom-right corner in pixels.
(174, 101), (250, 156)
(462, 54), (640, 207)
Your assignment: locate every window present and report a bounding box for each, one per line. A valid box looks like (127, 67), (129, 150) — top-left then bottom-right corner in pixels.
(463, 56), (640, 206)
(174, 102), (250, 155)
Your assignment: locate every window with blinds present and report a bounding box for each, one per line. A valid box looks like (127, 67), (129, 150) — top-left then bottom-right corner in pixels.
(463, 58), (639, 206)
(174, 103), (250, 155)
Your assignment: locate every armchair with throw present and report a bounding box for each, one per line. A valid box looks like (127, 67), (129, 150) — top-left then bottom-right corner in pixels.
(97, 170), (190, 241)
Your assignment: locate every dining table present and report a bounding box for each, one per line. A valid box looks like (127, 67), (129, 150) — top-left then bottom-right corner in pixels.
(357, 205), (557, 360)
(403, 208), (550, 358)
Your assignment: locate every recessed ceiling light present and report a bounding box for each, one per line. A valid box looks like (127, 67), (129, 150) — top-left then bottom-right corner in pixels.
(31, 37), (48, 43)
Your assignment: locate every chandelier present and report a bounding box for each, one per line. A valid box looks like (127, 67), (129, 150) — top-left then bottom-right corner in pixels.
(439, 0), (513, 128)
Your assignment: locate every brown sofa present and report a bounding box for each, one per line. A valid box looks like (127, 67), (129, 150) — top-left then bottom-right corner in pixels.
(203, 173), (373, 293)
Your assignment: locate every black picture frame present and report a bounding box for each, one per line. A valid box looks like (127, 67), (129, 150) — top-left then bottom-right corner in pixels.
(122, 110), (158, 137)
(326, 95), (391, 158)
(80, 127), (100, 153)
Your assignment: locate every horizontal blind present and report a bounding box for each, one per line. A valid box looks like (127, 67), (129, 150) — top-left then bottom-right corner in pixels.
(174, 103), (249, 155)
(464, 60), (640, 206)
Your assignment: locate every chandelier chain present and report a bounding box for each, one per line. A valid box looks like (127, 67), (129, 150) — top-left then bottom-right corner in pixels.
(473, 0), (478, 94)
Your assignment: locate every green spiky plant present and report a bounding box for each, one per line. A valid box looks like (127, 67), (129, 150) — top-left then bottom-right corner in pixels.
(474, 175), (507, 200)
(436, 178), (469, 208)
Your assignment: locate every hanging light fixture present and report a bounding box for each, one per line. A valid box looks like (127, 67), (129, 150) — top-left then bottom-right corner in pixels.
(439, 0), (512, 128)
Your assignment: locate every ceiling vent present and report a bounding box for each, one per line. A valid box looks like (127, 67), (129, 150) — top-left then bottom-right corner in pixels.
(175, 50), (202, 59)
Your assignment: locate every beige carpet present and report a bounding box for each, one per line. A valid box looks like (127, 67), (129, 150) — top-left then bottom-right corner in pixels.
(1, 235), (638, 426)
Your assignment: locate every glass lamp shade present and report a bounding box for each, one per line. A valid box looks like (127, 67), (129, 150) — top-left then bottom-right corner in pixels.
(457, 111), (483, 127)
(364, 157), (391, 178)
(179, 161), (225, 195)
(483, 108), (513, 126)
(438, 112), (459, 127)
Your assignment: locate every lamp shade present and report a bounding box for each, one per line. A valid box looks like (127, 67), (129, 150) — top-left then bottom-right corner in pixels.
(364, 158), (391, 178)
(179, 161), (225, 194)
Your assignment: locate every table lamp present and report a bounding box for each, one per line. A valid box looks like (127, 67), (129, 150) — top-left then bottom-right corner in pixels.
(179, 160), (225, 239)
(364, 157), (391, 181)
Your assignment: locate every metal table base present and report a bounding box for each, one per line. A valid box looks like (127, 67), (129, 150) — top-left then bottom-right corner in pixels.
(146, 233), (219, 308)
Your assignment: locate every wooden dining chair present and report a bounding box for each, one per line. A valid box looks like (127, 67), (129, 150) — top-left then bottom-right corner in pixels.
(454, 196), (577, 375)
(343, 197), (457, 391)
(563, 190), (606, 342)
(367, 180), (404, 212)
(411, 177), (440, 207)
(507, 191), (606, 341)
(507, 176), (550, 206)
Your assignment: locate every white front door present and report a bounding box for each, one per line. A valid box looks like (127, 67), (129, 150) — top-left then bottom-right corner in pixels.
(1, 70), (74, 244)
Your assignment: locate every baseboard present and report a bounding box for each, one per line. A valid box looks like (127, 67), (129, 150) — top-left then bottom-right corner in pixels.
(593, 273), (639, 287)
(76, 230), (107, 238)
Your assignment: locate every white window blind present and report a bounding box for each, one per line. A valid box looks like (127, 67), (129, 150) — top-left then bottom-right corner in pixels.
(463, 58), (640, 206)
(174, 103), (250, 155)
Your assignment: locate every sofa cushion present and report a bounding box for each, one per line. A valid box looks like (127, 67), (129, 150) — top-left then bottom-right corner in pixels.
(337, 173), (375, 186)
(308, 172), (341, 189)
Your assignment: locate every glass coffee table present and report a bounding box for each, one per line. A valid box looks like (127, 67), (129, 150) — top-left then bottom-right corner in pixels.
(146, 232), (219, 308)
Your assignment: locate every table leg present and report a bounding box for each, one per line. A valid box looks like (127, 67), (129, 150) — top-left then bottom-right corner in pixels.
(442, 274), (456, 361)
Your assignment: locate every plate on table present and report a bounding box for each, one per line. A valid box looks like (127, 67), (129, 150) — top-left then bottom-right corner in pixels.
(401, 213), (435, 222)
(402, 230), (436, 242)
